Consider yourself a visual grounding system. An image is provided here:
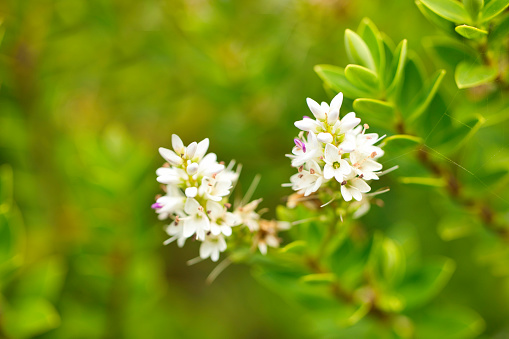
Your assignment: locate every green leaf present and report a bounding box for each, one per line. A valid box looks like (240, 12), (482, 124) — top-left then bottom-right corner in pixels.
(398, 54), (426, 113)
(398, 257), (455, 309)
(4, 298), (61, 339)
(436, 115), (485, 153)
(299, 273), (335, 285)
(490, 13), (509, 42)
(407, 70), (446, 123)
(386, 40), (408, 97)
(280, 240), (307, 254)
(381, 134), (423, 156)
(424, 37), (478, 69)
(416, 0), (457, 31)
(399, 177), (446, 187)
(438, 215), (480, 241)
(480, 0), (509, 22)
(463, 0), (484, 21)
(455, 24), (488, 39)
(455, 61), (498, 88)
(344, 64), (379, 92)
(353, 98), (395, 130)
(376, 237), (406, 286)
(419, 0), (471, 23)
(357, 18), (385, 77)
(344, 29), (376, 71)
(314, 64), (371, 99)
(328, 236), (374, 290)
(412, 305), (484, 339)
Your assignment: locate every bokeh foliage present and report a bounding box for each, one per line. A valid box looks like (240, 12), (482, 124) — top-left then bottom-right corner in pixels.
(0, 0), (508, 338)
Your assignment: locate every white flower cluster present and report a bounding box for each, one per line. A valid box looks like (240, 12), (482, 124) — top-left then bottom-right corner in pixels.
(285, 92), (385, 202)
(153, 135), (287, 261)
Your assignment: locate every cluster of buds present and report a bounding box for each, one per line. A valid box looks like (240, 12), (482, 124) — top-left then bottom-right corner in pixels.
(153, 135), (289, 261)
(284, 92), (388, 214)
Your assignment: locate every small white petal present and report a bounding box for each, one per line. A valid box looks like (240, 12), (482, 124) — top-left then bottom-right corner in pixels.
(187, 162), (199, 175)
(194, 138), (210, 160)
(330, 92), (343, 111)
(306, 98), (326, 120)
(186, 142), (197, 159)
(172, 134), (185, 154)
(323, 164), (334, 180)
(341, 185), (353, 202)
(317, 132), (333, 143)
(185, 187), (198, 198)
(159, 147), (183, 166)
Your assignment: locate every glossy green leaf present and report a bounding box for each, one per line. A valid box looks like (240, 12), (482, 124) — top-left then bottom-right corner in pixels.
(353, 98), (395, 129)
(398, 54), (426, 113)
(416, 0), (457, 31)
(345, 29), (376, 71)
(419, 0), (471, 23)
(386, 40), (408, 97)
(398, 257), (455, 309)
(455, 61), (498, 88)
(314, 64), (371, 99)
(480, 0), (509, 22)
(424, 37), (478, 69)
(407, 70), (446, 123)
(436, 115), (485, 153)
(357, 18), (385, 77)
(455, 24), (488, 39)
(345, 64), (379, 92)
(412, 305), (484, 338)
(381, 34), (395, 87)
(463, 0), (484, 21)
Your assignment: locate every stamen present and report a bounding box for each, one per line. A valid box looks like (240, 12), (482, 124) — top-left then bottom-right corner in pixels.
(224, 203), (231, 209)
(163, 162), (170, 168)
(298, 165), (304, 172)
(341, 180), (347, 186)
(310, 168), (315, 174)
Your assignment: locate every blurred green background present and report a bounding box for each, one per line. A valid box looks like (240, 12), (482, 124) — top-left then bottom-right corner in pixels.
(1, 0), (509, 338)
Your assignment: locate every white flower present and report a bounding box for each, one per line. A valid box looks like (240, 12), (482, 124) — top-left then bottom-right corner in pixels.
(156, 167), (188, 185)
(288, 132), (322, 168)
(200, 235), (227, 262)
(350, 151), (383, 180)
(152, 186), (185, 220)
(199, 175), (232, 202)
(207, 200), (241, 236)
(182, 198), (210, 240)
(164, 221), (187, 247)
(340, 172), (371, 202)
(234, 199), (262, 232)
(286, 160), (325, 196)
(333, 112), (361, 135)
(323, 143), (352, 182)
(158, 147), (183, 166)
(255, 220), (291, 255)
(305, 92), (343, 125)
